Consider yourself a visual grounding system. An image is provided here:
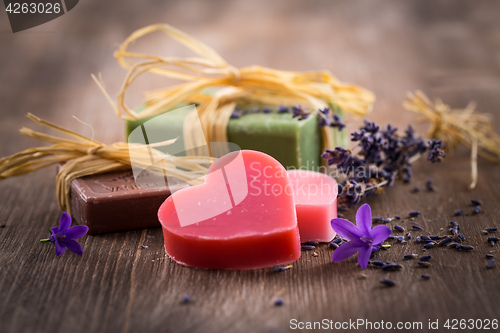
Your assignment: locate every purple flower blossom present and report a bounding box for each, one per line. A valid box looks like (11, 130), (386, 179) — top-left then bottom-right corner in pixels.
(318, 107), (345, 130)
(291, 105), (309, 120)
(41, 212), (89, 256)
(277, 105), (289, 113)
(330, 204), (392, 268)
(330, 114), (346, 131)
(318, 108), (331, 127)
(427, 139), (446, 163)
(230, 108), (241, 119)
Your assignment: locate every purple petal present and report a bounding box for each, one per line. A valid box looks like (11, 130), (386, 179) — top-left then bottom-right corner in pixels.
(63, 239), (83, 255)
(332, 240), (362, 262)
(330, 218), (361, 241)
(355, 203), (372, 236)
(54, 240), (66, 256)
(371, 225), (392, 245)
(61, 225), (89, 240)
(357, 246), (372, 269)
(50, 226), (59, 243)
(59, 212), (72, 231)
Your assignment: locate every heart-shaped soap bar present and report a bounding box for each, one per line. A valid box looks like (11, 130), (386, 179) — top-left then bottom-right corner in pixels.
(158, 150), (301, 270)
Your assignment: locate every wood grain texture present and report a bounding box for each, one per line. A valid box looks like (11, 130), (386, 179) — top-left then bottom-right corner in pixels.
(0, 1), (499, 332)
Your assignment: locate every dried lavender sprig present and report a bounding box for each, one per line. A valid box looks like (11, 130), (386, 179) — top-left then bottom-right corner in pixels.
(322, 121), (445, 208)
(379, 278), (396, 287)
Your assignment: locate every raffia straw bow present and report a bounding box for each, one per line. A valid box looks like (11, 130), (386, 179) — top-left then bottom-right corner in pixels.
(93, 24), (374, 154)
(404, 91), (500, 189)
(0, 23), (374, 213)
(0, 114), (210, 213)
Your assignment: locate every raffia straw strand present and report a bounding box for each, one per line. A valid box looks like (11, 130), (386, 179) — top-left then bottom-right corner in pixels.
(404, 90), (500, 189)
(0, 113), (211, 213)
(95, 23), (374, 156)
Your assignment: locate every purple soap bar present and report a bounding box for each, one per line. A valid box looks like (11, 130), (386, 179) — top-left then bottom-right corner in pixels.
(70, 169), (183, 234)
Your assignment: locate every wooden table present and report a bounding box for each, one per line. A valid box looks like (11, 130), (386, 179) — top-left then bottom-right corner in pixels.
(1, 1), (499, 332)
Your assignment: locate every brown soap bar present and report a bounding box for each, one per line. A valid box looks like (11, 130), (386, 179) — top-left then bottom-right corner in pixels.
(70, 169), (183, 234)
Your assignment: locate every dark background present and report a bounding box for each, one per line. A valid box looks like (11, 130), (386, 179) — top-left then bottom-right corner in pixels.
(0, 1), (499, 332)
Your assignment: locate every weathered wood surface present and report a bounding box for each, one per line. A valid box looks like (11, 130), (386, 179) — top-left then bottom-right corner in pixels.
(1, 1), (499, 332)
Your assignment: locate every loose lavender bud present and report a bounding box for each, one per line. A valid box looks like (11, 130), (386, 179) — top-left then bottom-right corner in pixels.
(382, 263), (402, 271)
(416, 236), (421, 243)
(401, 240), (408, 244)
(407, 233), (412, 240)
(262, 107), (272, 114)
(487, 237), (499, 243)
(372, 217), (384, 223)
(379, 278), (396, 287)
(419, 255), (431, 261)
(329, 242), (339, 249)
(438, 237), (452, 246)
(471, 199), (482, 206)
(457, 233), (466, 241)
(473, 206), (482, 215)
(182, 295), (190, 303)
(277, 106), (289, 113)
(491, 241), (496, 247)
(383, 218), (391, 224)
(274, 298), (284, 306)
(230, 109), (242, 119)
(394, 215), (401, 220)
(421, 235), (431, 241)
(486, 260), (495, 269)
(421, 274), (431, 280)
(388, 235), (395, 240)
(427, 139), (446, 163)
(485, 254), (494, 259)
(418, 261), (431, 268)
(301, 245), (315, 251)
(482, 230), (489, 235)
(303, 241), (319, 246)
(412, 225), (423, 230)
(409, 210), (421, 217)
(460, 245), (474, 251)
(394, 225), (405, 232)
(331, 238), (343, 245)
(430, 235), (440, 240)
(426, 178), (435, 191)
(454, 209), (464, 216)
(410, 186), (420, 193)
(486, 227), (498, 232)
(371, 260), (385, 267)
(424, 242), (436, 249)
(397, 236), (404, 242)
(404, 254), (418, 260)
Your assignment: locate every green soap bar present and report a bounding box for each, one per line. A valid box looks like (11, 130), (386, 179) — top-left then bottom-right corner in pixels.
(126, 108), (345, 170)
(227, 112), (321, 169)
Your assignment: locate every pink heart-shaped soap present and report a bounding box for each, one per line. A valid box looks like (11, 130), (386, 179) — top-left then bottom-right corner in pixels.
(158, 150), (301, 270)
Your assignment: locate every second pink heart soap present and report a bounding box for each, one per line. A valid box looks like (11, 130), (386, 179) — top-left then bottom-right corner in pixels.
(158, 150), (301, 270)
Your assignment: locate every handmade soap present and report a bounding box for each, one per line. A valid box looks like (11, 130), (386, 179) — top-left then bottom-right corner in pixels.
(70, 169), (184, 234)
(126, 107), (345, 170)
(158, 150), (301, 270)
(288, 170), (338, 242)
